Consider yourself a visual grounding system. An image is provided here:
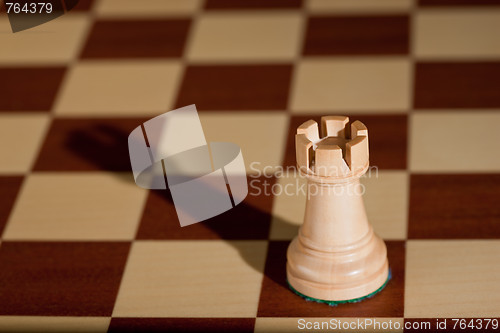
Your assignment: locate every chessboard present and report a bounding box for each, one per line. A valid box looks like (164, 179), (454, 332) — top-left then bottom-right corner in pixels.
(0, 0), (500, 332)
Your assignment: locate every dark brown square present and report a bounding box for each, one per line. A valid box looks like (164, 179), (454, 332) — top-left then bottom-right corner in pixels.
(303, 16), (409, 55)
(81, 19), (191, 58)
(409, 174), (500, 239)
(0, 67), (66, 111)
(176, 65), (293, 110)
(136, 176), (275, 240)
(108, 318), (255, 333)
(34, 118), (147, 171)
(0, 176), (24, 237)
(257, 241), (405, 317)
(205, 0), (302, 9)
(284, 115), (407, 170)
(0, 241), (130, 316)
(414, 62), (500, 109)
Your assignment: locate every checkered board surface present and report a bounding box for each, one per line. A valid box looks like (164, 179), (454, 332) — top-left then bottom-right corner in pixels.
(0, 0), (500, 332)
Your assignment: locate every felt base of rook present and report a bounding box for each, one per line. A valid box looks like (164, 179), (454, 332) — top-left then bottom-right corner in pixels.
(287, 269), (392, 306)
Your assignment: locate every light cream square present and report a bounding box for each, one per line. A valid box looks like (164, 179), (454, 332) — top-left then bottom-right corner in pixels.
(361, 170), (408, 240)
(4, 173), (147, 240)
(199, 112), (289, 175)
(55, 61), (182, 116)
(405, 240), (500, 317)
(0, 113), (50, 174)
(0, 15), (90, 64)
(97, 0), (201, 18)
(410, 112), (500, 172)
(415, 9), (500, 59)
(291, 58), (410, 112)
(113, 240), (268, 317)
(269, 172), (306, 240)
(0, 316), (109, 333)
(188, 12), (303, 62)
(307, 0), (413, 14)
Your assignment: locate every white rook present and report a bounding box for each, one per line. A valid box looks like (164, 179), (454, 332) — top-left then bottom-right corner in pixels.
(287, 116), (390, 302)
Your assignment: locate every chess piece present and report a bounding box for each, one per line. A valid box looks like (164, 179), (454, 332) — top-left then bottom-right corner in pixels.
(286, 116), (390, 303)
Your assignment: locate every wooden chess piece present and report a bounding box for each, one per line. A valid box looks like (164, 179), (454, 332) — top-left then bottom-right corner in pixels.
(286, 116), (390, 303)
